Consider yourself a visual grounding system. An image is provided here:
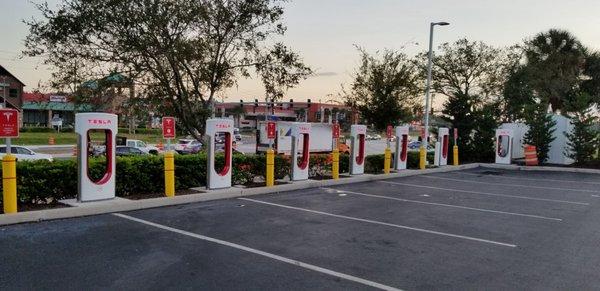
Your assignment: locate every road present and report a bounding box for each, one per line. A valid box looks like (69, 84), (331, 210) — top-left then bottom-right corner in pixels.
(2, 167), (600, 289)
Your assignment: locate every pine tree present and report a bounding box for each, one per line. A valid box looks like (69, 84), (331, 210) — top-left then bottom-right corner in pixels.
(524, 103), (556, 163)
(564, 95), (598, 164)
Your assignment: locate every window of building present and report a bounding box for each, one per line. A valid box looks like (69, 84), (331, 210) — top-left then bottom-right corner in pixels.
(9, 88), (18, 98)
(23, 110), (48, 126)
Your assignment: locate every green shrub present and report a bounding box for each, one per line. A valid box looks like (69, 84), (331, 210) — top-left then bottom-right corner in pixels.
(21, 127), (56, 133)
(0, 151), (436, 209)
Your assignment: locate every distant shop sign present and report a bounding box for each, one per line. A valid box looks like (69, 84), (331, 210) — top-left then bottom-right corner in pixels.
(49, 95), (67, 103)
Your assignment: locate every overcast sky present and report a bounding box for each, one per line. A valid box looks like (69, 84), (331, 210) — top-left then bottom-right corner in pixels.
(2, 0), (600, 104)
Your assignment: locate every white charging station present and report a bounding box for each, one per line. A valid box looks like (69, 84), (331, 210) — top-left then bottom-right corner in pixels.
(350, 124), (367, 175)
(438, 127), (449, 166)
(394, 125), (409, 170)
(75, 113), (118, 202)
(495, 128), (514, 164)
(290, 122), (311, 181)
(206, 118), (234, 189)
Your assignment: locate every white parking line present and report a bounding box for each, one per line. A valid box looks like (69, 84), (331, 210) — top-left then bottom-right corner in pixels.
(239, 198), (517, 248)
(379, 181), (589, 206)
(452, 171), (600, 185)
(113, 213), (402, 291)
(422, 175), (600, 193)
(321, 188), (562, 221)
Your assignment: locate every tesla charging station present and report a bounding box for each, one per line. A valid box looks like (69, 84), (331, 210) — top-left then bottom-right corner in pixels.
(350, 124), (367, 175)
(495, 128), (514, 164)
(75, 113), (118, 202)
(438, 127), (449, 166)
(206, 118), (233, 189)
(290, 122), (311, 181)
(394, 125), (409, 170)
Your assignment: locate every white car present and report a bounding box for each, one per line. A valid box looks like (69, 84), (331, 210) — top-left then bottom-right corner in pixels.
(0, 146), (53, 161)
(174, 139), (202, 154)
(126, 139), (160, 155)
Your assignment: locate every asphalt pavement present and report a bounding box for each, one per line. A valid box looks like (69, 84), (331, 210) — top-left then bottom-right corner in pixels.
(2, 167), (600, 290)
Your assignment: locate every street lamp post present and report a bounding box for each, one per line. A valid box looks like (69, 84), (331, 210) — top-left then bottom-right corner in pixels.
(420, 21), (449, 169)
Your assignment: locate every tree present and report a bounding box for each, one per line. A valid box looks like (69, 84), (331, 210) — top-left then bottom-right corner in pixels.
(24, 0), (311, 139)
(345, 47), (421, 130)
(501, 65), (536, 122)
(564, 94), (598, 164)
(442, 92), (498, 162)
(422, 38), (515, 102)
(521, 29), (590, 111)
(524, 103), (556, 163)
(471, 103), (499, 162)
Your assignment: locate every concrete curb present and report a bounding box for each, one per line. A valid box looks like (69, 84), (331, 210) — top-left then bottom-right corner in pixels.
(0, 164), (478, 226)
(478, 163), (600, 175)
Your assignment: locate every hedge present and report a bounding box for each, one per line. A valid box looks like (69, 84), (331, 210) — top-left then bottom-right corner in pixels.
(0, 151), (432, 208)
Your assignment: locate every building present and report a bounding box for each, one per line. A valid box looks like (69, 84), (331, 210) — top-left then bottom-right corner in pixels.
(215, 100), (359, 129)
(0, 65), (25, 110)
(22, 92), (94, 127)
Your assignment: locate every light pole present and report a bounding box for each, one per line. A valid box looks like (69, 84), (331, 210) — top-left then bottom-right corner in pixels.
(420, 21), (449, 169)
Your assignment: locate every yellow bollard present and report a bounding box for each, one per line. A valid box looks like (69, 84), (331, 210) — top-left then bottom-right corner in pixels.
(384, 147), (391, 174)
(2, 154), (17, 214)
(332, 148), (339, 180)
(266, 149), (275, 187)
(453, 145), (459, 166)
(164, 151), (175, 197)
(419, 146), (426, 170)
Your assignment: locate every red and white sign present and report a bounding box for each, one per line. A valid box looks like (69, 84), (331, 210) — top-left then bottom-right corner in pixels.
(0, 109), (19, 138)
(386, 125), (393, 139)
(332, 123), (340, 139)
(454, 128), (458, 140)
(267, 121), (276, 139)
(162, 117), (176, 139)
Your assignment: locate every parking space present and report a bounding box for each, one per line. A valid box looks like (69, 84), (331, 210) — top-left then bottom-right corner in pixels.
(1, 167), (600, 290)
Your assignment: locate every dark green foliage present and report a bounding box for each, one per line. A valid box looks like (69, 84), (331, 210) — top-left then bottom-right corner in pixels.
(501, 66), (536, 121)
(20, 127), (58, 133)
(470, 104), (500, 163)
(442, 92), (498, 163)
(564, 95), (598, 164)
(0, 151), (433, 209)
(345, 47), (420, 130)
(524, 103), (556, 163)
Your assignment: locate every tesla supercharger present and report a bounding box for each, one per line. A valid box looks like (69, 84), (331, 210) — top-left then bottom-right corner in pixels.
(394, 125), (409, 170)
(75, 113), (118, 202)
(206, 118), (234, 189)
(495, 128), (514, 164)
(290, 122), (311, 181)
(350, 124), (367, 175)
(438, 127), (449, 166)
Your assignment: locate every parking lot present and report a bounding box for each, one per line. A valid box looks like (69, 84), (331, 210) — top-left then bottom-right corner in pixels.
(2, 167), (600, 290)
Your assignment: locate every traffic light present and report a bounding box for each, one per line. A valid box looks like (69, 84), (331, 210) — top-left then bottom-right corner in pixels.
(307, 98), (311, 108)
(254, 99), (259, 107)
(289, 99), (293, 108)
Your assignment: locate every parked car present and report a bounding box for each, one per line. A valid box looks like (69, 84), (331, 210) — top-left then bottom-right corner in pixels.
(366, 134), (382, 140)
(233, 128), (242, 142)
(116, 146), (148, 156)
(174, 139), (202, 154)
(0, 146), (53, 161)
(126, 139), (160, 155)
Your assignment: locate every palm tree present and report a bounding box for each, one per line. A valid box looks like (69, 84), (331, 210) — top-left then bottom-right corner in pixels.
(523, 29), (587, 111)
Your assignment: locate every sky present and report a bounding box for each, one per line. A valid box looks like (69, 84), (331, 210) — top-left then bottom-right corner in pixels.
(2, 0), (600, 106)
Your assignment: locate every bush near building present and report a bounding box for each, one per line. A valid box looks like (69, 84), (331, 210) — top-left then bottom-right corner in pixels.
(0, 152), (432, 210)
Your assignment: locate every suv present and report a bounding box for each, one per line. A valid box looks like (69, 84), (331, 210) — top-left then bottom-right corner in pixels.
(126, 139), (160, 155)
